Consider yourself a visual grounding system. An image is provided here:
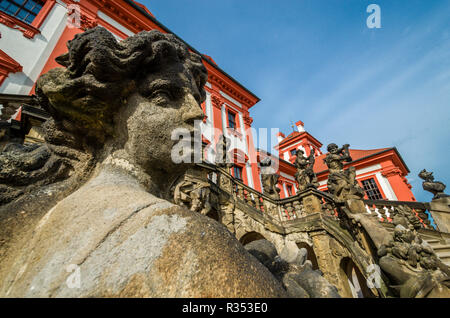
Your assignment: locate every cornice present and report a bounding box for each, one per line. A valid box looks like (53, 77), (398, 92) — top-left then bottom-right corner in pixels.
(0, 10), (40, 39)
(208, 72), (256, 109)
(0, 49), (22, 75)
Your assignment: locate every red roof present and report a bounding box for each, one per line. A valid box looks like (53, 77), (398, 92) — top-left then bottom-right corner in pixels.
(131, 0), (155, 17)
(279, 131), (303, 146)
(313, 148), (391, 173)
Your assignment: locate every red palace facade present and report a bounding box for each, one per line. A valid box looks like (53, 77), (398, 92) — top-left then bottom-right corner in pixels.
(269, 120), (416, 201)
(0, 0), (416, 201)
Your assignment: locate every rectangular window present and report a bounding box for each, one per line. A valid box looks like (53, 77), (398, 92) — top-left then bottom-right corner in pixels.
(361, 178), (384, 200)
(286, 184), (293, 196)
(290, 149), (297, 156)
(234, 166), (243, 180)
(0, 0), (43, 24)
(227, 110), (237, 129)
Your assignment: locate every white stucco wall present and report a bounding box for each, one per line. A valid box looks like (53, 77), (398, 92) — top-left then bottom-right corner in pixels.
(0, 2), (67, 94)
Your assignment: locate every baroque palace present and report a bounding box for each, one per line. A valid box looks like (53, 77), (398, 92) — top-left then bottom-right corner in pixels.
(0, 0), (449, 298)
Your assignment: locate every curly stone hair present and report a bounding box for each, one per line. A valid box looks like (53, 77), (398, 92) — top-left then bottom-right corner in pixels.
(36, 26), (207, 144)
(0, 27), (207, 205)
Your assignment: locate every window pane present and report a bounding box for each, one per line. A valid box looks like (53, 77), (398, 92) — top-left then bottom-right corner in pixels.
(32, 3), (41, 14)
(234, 166), (242, 180)
(24, 0), (35, 10)
(228, 112), (236, 129)
(362, 178), (383, 200)
(6, 4), (18, 14)
(16, 8), (26, 19)
(24, 12), (35, 23)
(0, 1), (10, 10)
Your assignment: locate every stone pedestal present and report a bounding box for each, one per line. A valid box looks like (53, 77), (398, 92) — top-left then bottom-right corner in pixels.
(345, 199), (367, 214)
(310, 231), (349, 297)
(429, 197), (450, 234)
(302, 194), (322, 214)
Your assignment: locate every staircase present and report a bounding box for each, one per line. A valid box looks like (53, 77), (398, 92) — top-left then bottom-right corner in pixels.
(423, 237), (450, 267)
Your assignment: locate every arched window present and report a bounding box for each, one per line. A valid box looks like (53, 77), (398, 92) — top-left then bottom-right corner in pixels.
(205, 208), (219, 222)
(340, 258), (374, 298)
(239, 232), (266, 246)
(296, 242), (319, 270)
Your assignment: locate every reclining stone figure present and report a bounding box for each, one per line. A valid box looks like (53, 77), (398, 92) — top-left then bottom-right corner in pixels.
(244, 239), (341, 298)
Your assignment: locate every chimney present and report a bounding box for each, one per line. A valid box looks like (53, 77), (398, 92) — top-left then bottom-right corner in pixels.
(296, 120), (305, 132)
(276, 132), (285, 143)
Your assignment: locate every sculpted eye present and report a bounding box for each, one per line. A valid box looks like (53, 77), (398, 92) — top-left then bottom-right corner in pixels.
(151, 89), (173, 100)
(141, 82), (183, 102)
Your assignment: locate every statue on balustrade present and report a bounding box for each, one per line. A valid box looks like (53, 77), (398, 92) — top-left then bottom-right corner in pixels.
(215, 134), (233, 169)
(324, 143), (364, 202)
(294, 148), (319, 192)
(391, 205), (423, 231)
(419, 169), (449, 201)
(0, 27), (290, 297)
(377, 225), (450, 297)
(260, 157), (281, 200)
(173, 169), (211, 215)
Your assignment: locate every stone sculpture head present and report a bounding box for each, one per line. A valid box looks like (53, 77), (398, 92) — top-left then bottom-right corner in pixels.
(1, 27), (208, 202)
(327, 143), (338, 154)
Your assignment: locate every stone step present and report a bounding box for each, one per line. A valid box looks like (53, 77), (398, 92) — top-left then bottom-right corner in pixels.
(431, 245), (450, 251)
(437, 251), (450, 258)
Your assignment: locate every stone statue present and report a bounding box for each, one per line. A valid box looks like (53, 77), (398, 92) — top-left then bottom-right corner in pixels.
(0, 27), (288, 297)
(260, 157), (281, 199)
(418, 169), (449, 200)
(294, 148), (318, 192)
(377, 225), (450, 297)
(215, 134), (233, 169)
(245, 239), (341, 298)
(324, 143), (364, 201)
(173, 168), (211, 215)
(391, 205), (423, 231)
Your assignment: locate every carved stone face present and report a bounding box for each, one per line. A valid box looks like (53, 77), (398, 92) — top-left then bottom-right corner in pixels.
(328, 144), (338, 154)
(122, 62), (205, 176)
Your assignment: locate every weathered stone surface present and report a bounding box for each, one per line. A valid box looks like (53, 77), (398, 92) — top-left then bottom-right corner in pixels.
(377, 224), (450, 298)
(324, 143), (364, 201)
(286, 264), (341, 298)
(244, 239), (340, 298)
(0, 167), (287, 297)
(0, 27), (292, 298)
(419, 169), (449, 201)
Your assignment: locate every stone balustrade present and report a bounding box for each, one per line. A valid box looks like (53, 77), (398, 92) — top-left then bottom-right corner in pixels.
(207, 166), (440, 232)
(363, 199), (434, 230)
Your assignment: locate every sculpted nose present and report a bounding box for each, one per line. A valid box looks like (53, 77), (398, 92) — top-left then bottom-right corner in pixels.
(182, 94), (205, 124)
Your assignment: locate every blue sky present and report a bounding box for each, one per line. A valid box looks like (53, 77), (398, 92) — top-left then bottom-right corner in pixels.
(144, 0), (450, 202)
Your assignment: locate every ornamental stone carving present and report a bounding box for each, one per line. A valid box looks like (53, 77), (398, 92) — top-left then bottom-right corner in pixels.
(377, 225), (450, 297)
(419, 169), (449, 201)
